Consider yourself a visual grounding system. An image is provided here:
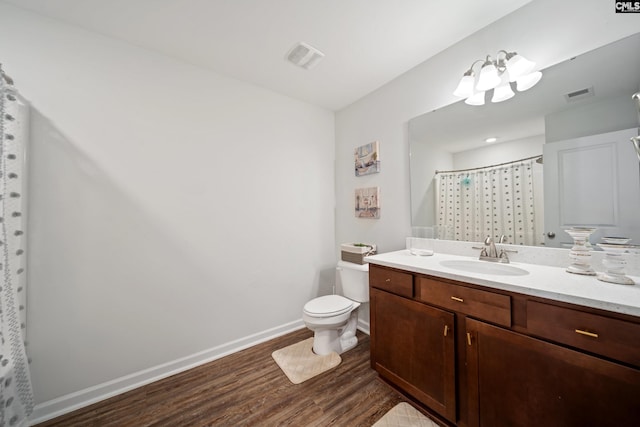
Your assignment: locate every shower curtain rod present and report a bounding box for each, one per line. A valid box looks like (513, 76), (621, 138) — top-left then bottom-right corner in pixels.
(435, 154), (543, 175)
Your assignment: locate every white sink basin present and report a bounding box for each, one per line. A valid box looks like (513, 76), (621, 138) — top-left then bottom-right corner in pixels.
(440, 259), (529, 276)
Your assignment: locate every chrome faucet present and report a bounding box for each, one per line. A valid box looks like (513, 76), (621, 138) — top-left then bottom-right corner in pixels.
(484, 236), (499, 258)
(474, 235), (516, 263)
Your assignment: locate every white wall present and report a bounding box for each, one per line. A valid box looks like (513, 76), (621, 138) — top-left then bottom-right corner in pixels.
(410, 144), (453, 228)
(335, 0), (639, 254)
(0, 2), (335, 419)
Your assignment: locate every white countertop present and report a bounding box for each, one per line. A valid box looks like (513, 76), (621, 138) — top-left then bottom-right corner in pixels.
(365, 250), (640, 317)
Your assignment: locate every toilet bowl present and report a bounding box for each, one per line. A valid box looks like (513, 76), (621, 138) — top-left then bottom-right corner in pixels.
(303, 261), (369, 355)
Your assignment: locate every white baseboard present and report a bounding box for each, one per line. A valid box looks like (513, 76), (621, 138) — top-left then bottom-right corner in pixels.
(30, 319), (306, 425)
(357, 318), (370, 335)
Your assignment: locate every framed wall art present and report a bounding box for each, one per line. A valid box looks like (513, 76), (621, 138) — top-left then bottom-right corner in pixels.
(354, 141), (380, 176)
(355, 187), (380, 219)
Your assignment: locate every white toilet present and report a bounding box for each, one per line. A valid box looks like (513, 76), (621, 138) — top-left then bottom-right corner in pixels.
(302, 260), (369, 355)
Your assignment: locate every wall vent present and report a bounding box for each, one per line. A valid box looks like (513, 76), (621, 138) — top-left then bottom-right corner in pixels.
(564, 86), (594, 102)
(286, 42), (325, 70)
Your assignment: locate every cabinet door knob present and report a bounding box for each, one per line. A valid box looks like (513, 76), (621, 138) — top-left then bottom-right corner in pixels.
(466, 332), (473, 346)
(385, 278), (391, 282)
(451, 296), (464, 303)
(575, 329), (598, 338)
(443, 325), (449, 337)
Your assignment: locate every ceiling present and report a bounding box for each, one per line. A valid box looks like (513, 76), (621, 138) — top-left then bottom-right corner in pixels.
(3, 0), (531, 110)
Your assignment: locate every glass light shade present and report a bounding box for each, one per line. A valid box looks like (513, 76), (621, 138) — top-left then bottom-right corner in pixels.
(516, 71), (542, 91)
(491, 81), (515, 103)
(506, 54), (535, 81)
(476, 63), (501, 91)
(465, 91), (485, 106)
(453, 74), (475, 98)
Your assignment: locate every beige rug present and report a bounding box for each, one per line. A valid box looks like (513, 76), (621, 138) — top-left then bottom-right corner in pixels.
(271, 338), (341, 384)
(373, 402), (439, 427)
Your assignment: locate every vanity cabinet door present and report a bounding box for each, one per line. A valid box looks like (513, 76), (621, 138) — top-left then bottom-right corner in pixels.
(370, 287), (456, 422)
(465, 317), (640, 427)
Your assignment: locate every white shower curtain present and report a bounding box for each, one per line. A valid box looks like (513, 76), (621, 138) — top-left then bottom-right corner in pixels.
(435, 159), (538, 246)
(0, 66), (33, 427)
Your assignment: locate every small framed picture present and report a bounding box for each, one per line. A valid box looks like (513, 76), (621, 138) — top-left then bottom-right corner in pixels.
(354, 141), (380, 176)
(355, 187), (380, 219)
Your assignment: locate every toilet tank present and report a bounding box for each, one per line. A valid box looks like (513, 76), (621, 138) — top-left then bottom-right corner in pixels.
(337, 260), (369, 302)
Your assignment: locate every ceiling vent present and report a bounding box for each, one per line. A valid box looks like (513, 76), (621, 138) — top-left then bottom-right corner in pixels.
(286, 42), (325, 70)
(564, 86), (595, 102)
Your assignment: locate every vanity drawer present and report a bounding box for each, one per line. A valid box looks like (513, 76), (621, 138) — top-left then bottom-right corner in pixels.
(369, 265), (414, 298)
(417, 277), (511, 327)
(527, 301), (640, 367)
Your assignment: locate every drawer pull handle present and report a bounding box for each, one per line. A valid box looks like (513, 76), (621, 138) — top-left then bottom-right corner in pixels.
(443, 325), (449, 337)
(575, 329), (598, 338)
(451, 296), (464, 302)
(385, 278), (391, 282)
(466, 332), (472, 346)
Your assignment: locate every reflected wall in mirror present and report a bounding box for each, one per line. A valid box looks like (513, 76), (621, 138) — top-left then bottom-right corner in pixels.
(409, 33), (640, 248)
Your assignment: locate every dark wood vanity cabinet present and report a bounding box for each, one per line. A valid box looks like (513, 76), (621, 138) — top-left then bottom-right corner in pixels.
(370, 265), (457, 423)
(466, 318), (640, 427)
(370, 287), (456, 421)
(369, 264), (640, 427)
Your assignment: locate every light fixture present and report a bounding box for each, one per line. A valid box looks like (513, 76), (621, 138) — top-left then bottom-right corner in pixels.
(485, 137), (498, 143)
(516, 71), (542, 92)
(503, 52), (535, 81)
(491, 72), (515, 103)
(465, 90), (486, 106)
(476, 56), (501, 91)
(453, 70), (476, 98)
(453, 50), (542, 105)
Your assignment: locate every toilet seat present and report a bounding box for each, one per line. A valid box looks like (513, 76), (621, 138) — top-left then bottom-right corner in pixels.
(303, 295), (354, 318)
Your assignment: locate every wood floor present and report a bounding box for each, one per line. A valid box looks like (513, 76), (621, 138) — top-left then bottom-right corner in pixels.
(35, 329), (410, 426)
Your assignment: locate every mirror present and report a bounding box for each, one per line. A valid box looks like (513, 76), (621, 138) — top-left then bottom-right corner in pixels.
(409, 33), (640, 247)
